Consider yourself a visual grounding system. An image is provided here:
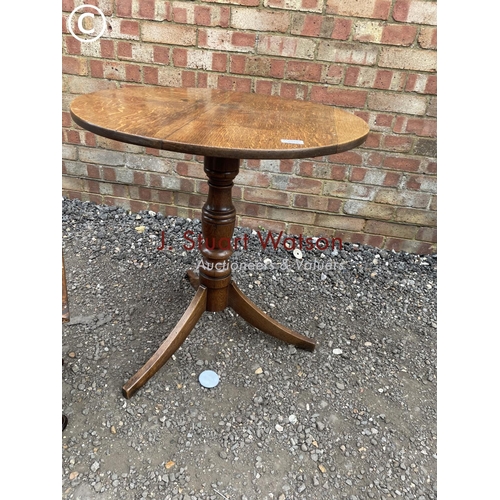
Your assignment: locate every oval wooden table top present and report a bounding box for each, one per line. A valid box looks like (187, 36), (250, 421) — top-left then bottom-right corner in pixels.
(70, 86), (369, 160)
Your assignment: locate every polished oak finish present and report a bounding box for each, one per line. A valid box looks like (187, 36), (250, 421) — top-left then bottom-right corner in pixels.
(122, 285), (207, 399)
(228, 281), (316, 351)
(70, 87), (369, 159)
(70, 87), (369, 398)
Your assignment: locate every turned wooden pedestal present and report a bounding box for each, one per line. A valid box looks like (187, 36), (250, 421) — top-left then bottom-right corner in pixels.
(122, 156), (316, 398)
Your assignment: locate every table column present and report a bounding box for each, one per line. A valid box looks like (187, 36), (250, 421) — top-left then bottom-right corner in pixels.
(199, 156), (240, 312)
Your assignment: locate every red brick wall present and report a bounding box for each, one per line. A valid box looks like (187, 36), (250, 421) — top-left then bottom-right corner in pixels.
(62, 0), (437, 254)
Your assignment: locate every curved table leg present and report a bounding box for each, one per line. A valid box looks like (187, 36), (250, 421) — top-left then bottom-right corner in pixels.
(122, 286), (207, 399)
(228, 281), (316, 352)
(185, 269), (200, 290)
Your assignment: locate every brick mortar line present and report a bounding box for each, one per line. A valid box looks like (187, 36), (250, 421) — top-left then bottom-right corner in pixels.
(63, 173), (184, 194)
(333, 199), (435, 228)
(62, 7), (438, 29)
(64, 148), (437, 180)
(62, 7), (437, 47)
(238, 214), (434, 247)
(63, 143), (438, 174)
(73, 24), (437, 51)
(69, 50), (436, 74)
(62, 173), (437, 227)
(63, 16), (437, 50)
(63, 62), (437, 101)
(285, 219), (434, 244)
(65, 58), (437, 82)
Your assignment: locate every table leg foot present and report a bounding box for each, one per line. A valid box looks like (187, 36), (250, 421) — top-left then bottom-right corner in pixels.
(185, 269), (200, 290)
(122, 286), (207, 399)
(228, 281), (316, 351)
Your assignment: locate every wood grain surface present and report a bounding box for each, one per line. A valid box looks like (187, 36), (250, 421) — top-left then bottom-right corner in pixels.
(70, 87), (369, 159)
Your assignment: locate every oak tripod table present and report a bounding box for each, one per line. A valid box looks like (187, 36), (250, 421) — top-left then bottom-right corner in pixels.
(70, 86), (369, 398)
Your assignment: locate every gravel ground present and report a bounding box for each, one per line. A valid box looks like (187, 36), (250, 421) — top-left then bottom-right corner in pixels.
(62, 197), (437, 500)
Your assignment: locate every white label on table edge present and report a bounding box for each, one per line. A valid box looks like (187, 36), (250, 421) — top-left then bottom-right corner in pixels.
(281, 139), (304, 145)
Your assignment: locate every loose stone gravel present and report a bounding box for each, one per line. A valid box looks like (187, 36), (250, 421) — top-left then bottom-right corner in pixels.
(62, 198), (437, 500)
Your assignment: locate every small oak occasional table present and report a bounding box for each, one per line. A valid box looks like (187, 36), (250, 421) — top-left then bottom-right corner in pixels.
(70, 87), (369, 398)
